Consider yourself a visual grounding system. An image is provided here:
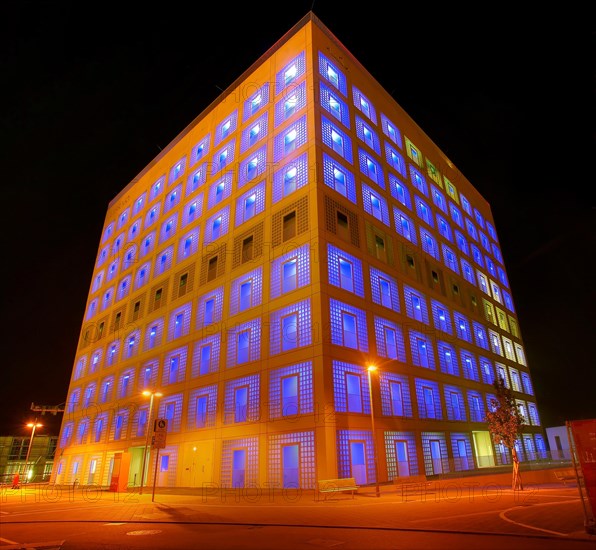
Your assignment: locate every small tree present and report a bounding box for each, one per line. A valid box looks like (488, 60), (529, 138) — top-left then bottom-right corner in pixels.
(485, 377), (525, 490)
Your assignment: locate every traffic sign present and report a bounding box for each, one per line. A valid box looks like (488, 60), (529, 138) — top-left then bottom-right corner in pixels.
(152, 418), (168, 449)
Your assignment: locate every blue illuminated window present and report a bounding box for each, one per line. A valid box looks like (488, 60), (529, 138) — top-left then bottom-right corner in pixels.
(465, 218), (478, 241)
(244, 83), (270, 120)
(133, 193), (145, 215)
(207, 172), (232, 209)
(320, 82), (350, 127)
(144, 204), (161, 229)
(270, 244), (310, 298)
(381, 374), (412, 418)
(385, 144), (407, 177)
(322, 153), (357, 203)
(359, 149), (384, 187)
(388, 174), (411, 209)
(150, 177), (165, 201)
(460, 260), (475, 285)
(102, 223), (114, 244)
(393, 207), (418, 244)
(235, 181), (265, 226)
(270, 362), (313, 418)
(502, 290), (514, 311)
(431, 185), (446, 213)
(356, 116), (380, 154)
(319, 53), (347, 95)
(321, 116), (353, 163)
(227, 319), (261, 368)
(492, 244), (503, 264)
(415, 196), (433, 226)
(353, 86), (377, 124)
(450, 203), (463, 227)
(332, 362), (370, 413)
(415, 379), (441, 419)
(191, 334), (220, 377)
(154, 246), (173, 276)
(381, 114), (403, 149)
(404, 286), (429, 324)
(497, 266), (509, 288)
(445, 387), (466, 421)
(274, 81), (306, 126)
(205, 206), (230, 244)
(460, 194), (472, 215)
(470, 244), (484, 267)
(159, 214), (177, 243)
(327, 244), (365, 297)
(486, 221), (497, 240)
(230, 268), (262, 315)
(437, 214), (452, 241)
(270, 299), (312, 354)
(420, 229), (440, 260)
(454, 312), (472, 342)
(442, 244), (460, 273)
(362, 183), (390, 225)
(455, 230), (469, 256)
(238, 145), (266, 188)
(276, 52), (305, 94)
(410, 331), (435, 369)
(117, 208), (130, 230)
(468, 392), (485, 422)
(374, 317), (406, 361)
(168, 158), (186, 185)
(370, 268), (399, 311)
(431, 301), (452, 334)
(410, 166), (428, 197)
(182, 194), (203, 227)
(186, 163), (206, 196)
(211, 142), (235, 175)
(272, 153), (308, 203)
(191, 135), (211, 166)
(437, 341), (458, 375)
(329, 299), (368, 351)
(215, 110), (237, 146)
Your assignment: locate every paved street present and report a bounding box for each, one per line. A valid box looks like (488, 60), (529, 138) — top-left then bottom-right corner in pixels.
(1, 481), (594, 549)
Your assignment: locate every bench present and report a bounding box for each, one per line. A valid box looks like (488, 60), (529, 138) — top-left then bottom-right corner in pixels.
(554, 468), (577, 486)
(316, 478), (359, 500)
(393, 475), (432, 497)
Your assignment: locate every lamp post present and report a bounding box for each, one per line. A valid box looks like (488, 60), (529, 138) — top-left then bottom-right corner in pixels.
(24, 419), (43, 481)
(367, 365), (380, 497)
(139, 390), (162, 495)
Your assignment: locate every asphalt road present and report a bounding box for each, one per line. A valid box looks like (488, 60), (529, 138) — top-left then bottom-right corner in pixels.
(1, 482), (594, 549)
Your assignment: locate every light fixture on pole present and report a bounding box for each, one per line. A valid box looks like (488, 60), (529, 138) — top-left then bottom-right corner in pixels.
(24, 419), (43, 481)
(139, 390), (162, 495)
(367, 365), (380, 497)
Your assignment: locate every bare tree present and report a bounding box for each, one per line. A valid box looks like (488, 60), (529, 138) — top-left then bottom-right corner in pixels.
(485, 377), (525, 490)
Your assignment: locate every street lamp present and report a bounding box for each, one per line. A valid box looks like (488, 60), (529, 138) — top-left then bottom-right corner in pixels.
(139, 390), (162, 494)
(367, 365), (380, 497)
(24, 420), (43, 481)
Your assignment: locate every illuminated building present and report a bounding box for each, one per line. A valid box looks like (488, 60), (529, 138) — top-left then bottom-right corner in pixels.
(53, 12), (546, 489)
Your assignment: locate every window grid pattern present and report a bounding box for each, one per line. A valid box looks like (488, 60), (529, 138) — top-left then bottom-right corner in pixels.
(421, 432), (450, 475)
(322, 153), (357, 203)
(385, 144), (407, 177)
(186, 163), (207, 196)
(139, 360), (159, 391)
(204, 206), (230, 244)
(235, 181), (266, 227)
(230, 267), (263, 316)
(196, 287), (224, 329)
(224, 374), (260, 423)
(110, 409), (129, 441)
(388, 174), (411, 208)
(214, 110), (238, 146)
(191, 135), (211, 166)
(442, 244), (460, 274)
(164, 185), (182, 214)
(188, 385), (217, 428)
(358, 149), (385, 189)
(269, 362), (314, 418)
(211, 141), (236, 175)
(370, 268), (400, 312)
(238, 146), (267, 188)
(479, 357), (495, 385)
(415, 379), (442, 419)
(124, 329), (140, 359)
(240, 112), (268, 153)
(461, 350), (479, 381)
(327, 244), (365, 297)
(437, 341), (459, 376)
(118, 370), (135, 399)
(454, 312), (472, 342)
(226, 318), (261, 368)
(318, 52), (348, 95)
(355, 116), (381, 154)
(168, 303), (192, 341)
(381, 114), (403, 148)
(321, 116), (353, 163)
(220, 437), (259, 488)
(420, 228), (440, 260)
(319, 82), (350, 127)
(178, 228), (199, 261)
(207, 171), (233, 209)
(144, 319), (164, 351)
(362, 183), (390, 225)
(269, 299), (312, 354)
(272, 153), (308, 203)
(468, 390), (485, 422)
(444, 385), (466, 421)
(275, 51), (305, 95)
(461, 259), (476, 285)
(409, 166), (429, 197)
(274, 116), (307, 162)
(404, 286), (430, 324)
(384, 431), (419, 477)
(162, 347), (188, 386)
(191, 334), (221, 377)
(528, 403), (540, 425)
(154, 246), (174, 277)
(393, 207), (418, 245)
(521, 373), (534, 395)
(374, 317), (406, 361)
(337, 430), (376, 482)
(243, 82), (270, 121)
(379, 373), (412, 417)
(451, 433), (475, 471)
(329, 299), (368, 351)
(274, 81), (306, 127)
(332, 361), (370, 414)
(409, 331), (436, 370)
(159, 214), (178, 244)
(352, 87), (377, 124)
(268, 431), (316, 490)
(431, 301), (453, 334)
(270, 244), (310, 298)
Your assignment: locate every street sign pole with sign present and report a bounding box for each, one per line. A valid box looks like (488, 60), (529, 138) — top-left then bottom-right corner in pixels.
(151, 418), (167, 502)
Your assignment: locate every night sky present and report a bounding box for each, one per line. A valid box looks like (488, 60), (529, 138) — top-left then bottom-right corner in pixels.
(2, 2), (594, 437)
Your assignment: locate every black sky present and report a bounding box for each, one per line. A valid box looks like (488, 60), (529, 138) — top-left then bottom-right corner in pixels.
(1, 2), (594, 436)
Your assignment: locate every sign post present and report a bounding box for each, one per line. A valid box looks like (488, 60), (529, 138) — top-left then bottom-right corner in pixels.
(151, 418), (167, 502)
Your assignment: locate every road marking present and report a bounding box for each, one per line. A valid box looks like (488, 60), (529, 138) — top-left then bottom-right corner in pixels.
(498, 499), (580, 537)
(0, 537), (20, 544)
(409, 508), (500, 523)
(126, 530), (163, 536)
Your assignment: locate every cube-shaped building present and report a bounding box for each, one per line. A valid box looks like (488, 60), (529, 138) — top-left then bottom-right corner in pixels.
(53, 12), (545, 490)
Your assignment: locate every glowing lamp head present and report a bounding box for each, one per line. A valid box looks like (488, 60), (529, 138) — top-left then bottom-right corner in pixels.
(27, 422), (42, 428)
(367, 365), (378, 373)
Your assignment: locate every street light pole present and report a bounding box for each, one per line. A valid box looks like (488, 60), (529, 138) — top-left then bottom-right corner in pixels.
(367, 365), (380, 497)
(139, 390), (162, 495)
(24, 419), (42, 480)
